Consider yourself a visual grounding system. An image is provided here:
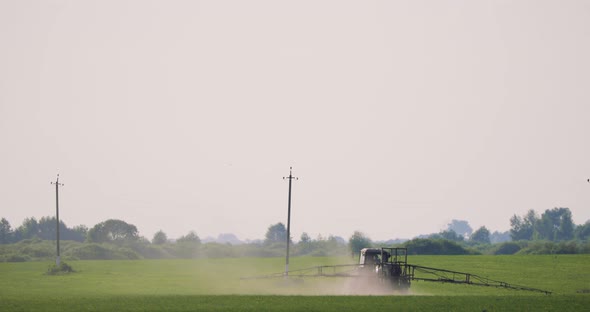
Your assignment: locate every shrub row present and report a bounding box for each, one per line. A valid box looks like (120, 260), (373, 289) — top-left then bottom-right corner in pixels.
(491, 240), (590, 255)
(402, 238), (478, 255)
(2, 238), (589, 262)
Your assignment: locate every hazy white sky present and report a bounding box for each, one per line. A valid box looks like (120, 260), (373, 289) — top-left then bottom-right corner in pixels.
(1, 0), (589, 242)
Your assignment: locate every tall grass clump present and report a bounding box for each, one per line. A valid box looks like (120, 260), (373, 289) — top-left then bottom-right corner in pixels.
(46, 261), (75, 275)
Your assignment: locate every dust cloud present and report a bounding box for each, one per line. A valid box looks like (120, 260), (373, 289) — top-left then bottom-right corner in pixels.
(236, 276), (416, 296)
(189, 258), (419, 296)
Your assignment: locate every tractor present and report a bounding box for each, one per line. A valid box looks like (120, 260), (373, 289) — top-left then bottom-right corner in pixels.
(358, 247), (411, 290)
(243, 247), (551, 295)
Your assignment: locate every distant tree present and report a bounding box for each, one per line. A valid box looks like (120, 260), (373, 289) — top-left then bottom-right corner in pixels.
(177, 231), (200, 244)
(175, 231), (201, 258)
(535, 208), (574, 241)
(330, 236), (346, 245)
(510, 210), (537, 241)
(438, 230), (464, 242)
(5, 216), (87, 243)
(349, 231), (372, 254)
(575, 221), (590, 240)
(152, 230), (168, 245)
(447, 220), (473, 238)
(299, 232), (311, 244)
(295, 232), (313, 255)
(0, 218), (13, 244)
(87, 219), (139, 243)
(470, 226), (491, 244)
(37, 216), (55, 240)
(37, 216), (69, 240)
(493, 242), (522, 255)
(324, 235), (342, 252)
(490, 230), (511, 244)
(17, 217), (40, 239)
(65, 225), (88, 242)
(264, 223), (287, 245)
(216, 233), (242, 245)
(403, 238), (472, 255)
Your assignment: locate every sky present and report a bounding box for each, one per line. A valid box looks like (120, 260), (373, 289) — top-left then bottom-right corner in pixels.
(1, 0), (589, 242)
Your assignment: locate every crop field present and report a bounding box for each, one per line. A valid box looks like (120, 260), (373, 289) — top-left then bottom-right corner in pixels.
(1, 255), (589, 311)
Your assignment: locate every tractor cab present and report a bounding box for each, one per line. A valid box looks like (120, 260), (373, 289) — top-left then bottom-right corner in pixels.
(359, 248), (389, 266)
(359, 247), (407, 265)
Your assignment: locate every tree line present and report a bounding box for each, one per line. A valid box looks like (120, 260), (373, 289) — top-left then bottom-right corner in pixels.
(509, 207), (589, 241)
(403, 207), (589, 245)
(1, 206), (589, 262)
(397, 208), (590, 255)
(0, 218), (351, 261)
(0, 217), (87, 244)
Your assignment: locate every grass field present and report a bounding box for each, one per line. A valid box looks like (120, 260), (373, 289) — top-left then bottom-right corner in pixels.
(1, 255), (589, 311)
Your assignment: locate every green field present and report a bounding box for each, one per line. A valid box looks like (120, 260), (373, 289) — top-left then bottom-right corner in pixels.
(1, 255), (589, 311)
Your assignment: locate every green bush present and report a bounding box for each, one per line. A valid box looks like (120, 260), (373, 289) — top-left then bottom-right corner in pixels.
(493, 242), (522, 255)
(19, 244), (54, 258)
(18, 238), (43, 245)
(120, 240), (172, 259)
(517, 240), (579, 255)
(234, 244), (283, 257)
(46, 262), (74, 275)
(200, 243), (236, 258)
(66, 244), (111, 260)
(114, 246), (142, 260)
(403, 238), (476, 255)
(65, 243), (141, 260)
(172, 242), (201, 258)
(3, 254), (30, 262)
(578, 240), (590, 253)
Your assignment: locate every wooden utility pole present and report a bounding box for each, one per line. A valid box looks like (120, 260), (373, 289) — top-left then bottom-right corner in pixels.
(51, 174), (64, 266)
(283, 167), (298, 276)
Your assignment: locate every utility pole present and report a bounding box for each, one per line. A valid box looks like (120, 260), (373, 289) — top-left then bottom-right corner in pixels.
(283, 167), (298, 277)
(51, 174), (64, 266)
